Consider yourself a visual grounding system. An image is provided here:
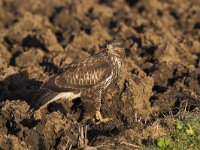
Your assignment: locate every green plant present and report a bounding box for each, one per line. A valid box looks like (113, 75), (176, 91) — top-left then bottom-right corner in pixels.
(176, 120), (183, 130)
(186, 124), (194, 135)
(175, 119), (194, 135)
(157, 136), (170, 149)
(143, 111), (200, 150)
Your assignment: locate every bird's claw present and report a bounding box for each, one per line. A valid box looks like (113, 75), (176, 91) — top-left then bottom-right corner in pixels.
(95, 111), (112, 124)
(95, 117), (113, 124)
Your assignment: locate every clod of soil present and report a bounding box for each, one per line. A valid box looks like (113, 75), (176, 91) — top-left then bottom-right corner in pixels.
(0, 0), (200, 149)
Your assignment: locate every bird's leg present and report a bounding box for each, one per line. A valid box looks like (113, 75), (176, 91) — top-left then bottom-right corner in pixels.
(95, 90), (112, 124)
(81, 89), (112, 124)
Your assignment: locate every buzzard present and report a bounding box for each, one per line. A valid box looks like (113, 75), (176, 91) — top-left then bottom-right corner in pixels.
(29, 40), (125, 123)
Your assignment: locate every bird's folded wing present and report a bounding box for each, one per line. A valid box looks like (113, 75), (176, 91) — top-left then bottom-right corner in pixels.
(41, 56), (112, 91)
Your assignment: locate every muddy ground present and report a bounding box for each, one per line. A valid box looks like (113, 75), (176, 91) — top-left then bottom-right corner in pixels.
(0, 0), (200, 149)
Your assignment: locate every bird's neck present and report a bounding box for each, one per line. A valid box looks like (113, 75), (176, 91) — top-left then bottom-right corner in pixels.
(99, 51), (123, 69)
(110, 55), (123, 70)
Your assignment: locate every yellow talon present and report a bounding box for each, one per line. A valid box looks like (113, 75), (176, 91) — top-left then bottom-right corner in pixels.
(95, 111), (112, 124)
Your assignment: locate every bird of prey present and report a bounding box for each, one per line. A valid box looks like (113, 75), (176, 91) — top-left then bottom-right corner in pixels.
(29, 40), (125, 123)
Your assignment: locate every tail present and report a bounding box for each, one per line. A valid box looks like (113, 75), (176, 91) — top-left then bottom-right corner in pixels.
(28, 89), (59, 113)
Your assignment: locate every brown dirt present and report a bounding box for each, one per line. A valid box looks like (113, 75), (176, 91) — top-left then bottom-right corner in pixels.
(0, 0), (200, 149)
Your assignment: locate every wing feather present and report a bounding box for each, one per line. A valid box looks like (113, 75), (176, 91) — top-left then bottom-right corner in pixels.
(41, 55), (112, 91)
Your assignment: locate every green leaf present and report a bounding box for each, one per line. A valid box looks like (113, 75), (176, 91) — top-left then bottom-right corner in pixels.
(157, 136), (170, 148)
(186, 124), (194, 135)
(176, 120), (183, 130)
(172, 147), (177, 150)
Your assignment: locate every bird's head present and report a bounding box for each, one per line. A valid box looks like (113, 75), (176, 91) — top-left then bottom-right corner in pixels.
(106, 40), (125, 59)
